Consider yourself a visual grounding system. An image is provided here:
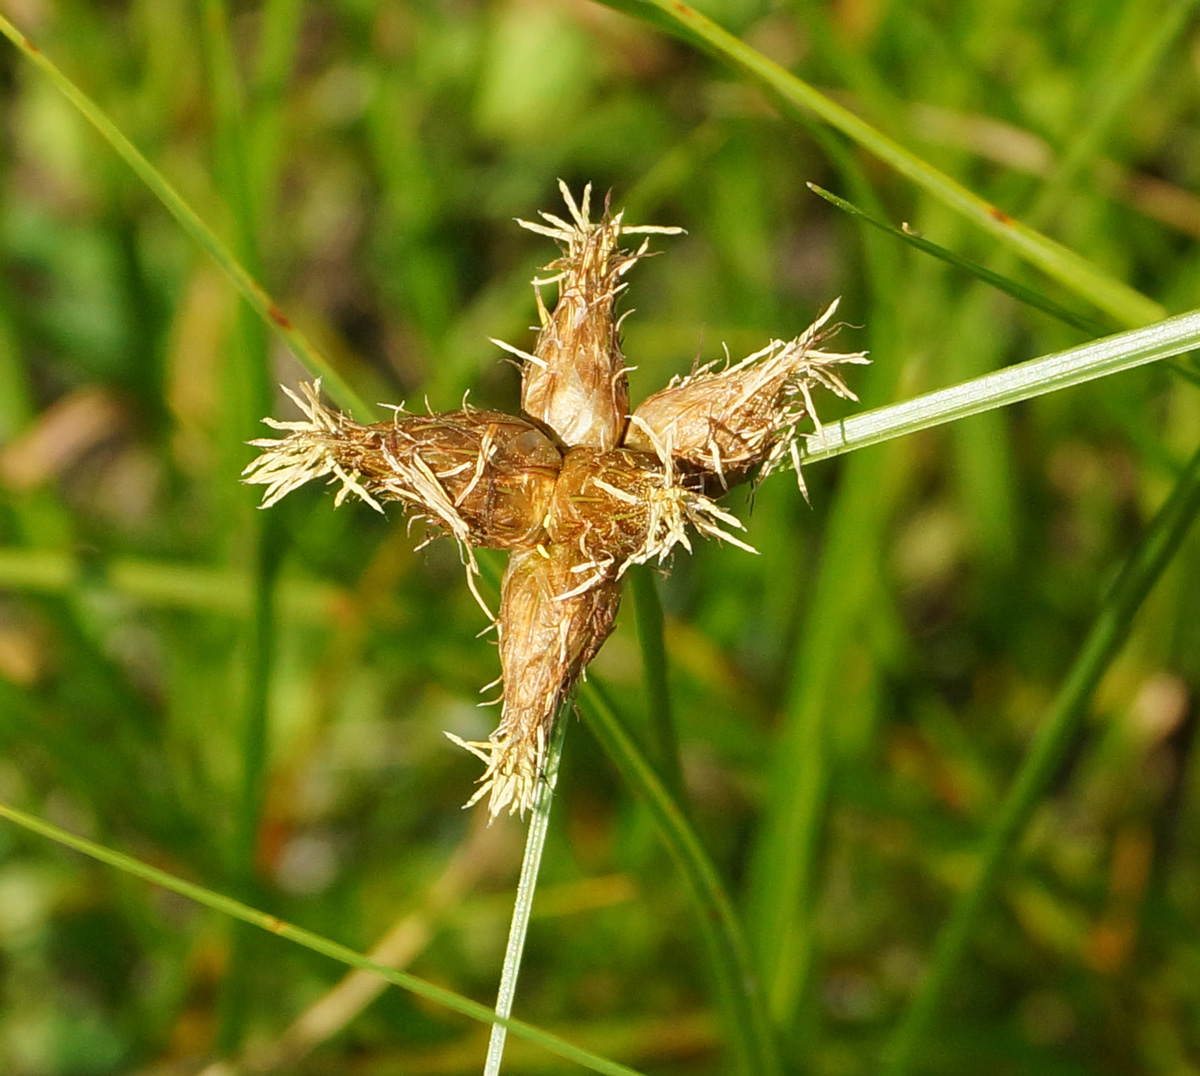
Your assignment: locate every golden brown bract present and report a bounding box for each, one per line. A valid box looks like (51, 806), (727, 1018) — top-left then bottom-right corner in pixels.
(513, 184), (683, 451)
(520, 220), (629, 450)
(453, 544), (621, 817)
(379, 411), (561, 550)
(546, 447), (663, 564)
(627, 303), (869, 492)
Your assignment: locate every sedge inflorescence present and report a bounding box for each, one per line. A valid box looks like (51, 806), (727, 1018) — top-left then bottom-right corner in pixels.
(243, 182), (868, 819)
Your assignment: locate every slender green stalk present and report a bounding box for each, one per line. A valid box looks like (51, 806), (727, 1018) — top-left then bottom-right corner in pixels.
(484, 711), (570, 1076)
(628, 567), (685, 802)
(595, 0), (1164, 328)
(0, 13), (372, 420)
(798, 308), (1200, 465)
(749, 157), (905, 1040)
(0, 801), (648, 1076)
(199, 0), (283, 1051)
(579, 682), (781, 1076)
(807, 184), (1109, 337)
(883, 440), (1200, 1076)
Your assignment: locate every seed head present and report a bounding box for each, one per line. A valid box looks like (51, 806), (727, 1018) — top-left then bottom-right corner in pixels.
(244, 184), (866, 819)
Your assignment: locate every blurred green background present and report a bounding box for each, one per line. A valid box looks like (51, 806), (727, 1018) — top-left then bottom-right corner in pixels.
(1, 0), (1199, 1073)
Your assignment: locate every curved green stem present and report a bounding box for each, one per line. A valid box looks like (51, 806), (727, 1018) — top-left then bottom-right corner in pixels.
(579, 682), (781, 1076)
(629, 567), (685, 803)
(800, 308), (1200, 465)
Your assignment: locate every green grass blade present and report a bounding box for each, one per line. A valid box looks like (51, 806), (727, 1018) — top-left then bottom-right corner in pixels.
(595, 0), (1164, 328)
(883, 439), (1200, 1076)
(198, 0), (282, 1051)
(748, 160), (906, 1038)
(0, 801), (648, 1076)
(0, 14), (373, 420)
(807, 184), (1109, 337)
(578, 681), (781, 1076)
(485, 711), (570, 1076)
(628, 567), (686, 803)
(799, 308), (1200, 465)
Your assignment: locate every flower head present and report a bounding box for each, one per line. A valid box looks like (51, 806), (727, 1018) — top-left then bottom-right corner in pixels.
(245, 183), (866, 818)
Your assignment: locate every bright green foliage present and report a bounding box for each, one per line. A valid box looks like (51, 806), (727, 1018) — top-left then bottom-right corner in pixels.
(1, 2), (1198, 1075)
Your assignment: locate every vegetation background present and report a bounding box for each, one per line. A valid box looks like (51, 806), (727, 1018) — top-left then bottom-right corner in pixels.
(0, 0), (1198, 1074)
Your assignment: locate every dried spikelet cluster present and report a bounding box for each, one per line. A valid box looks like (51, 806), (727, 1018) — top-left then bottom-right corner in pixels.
(244, 181), (867, 818)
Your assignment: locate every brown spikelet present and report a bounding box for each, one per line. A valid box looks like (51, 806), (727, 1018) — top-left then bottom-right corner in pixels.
(506, 179), (682, 450)
(242, 382), (562, 550)
(545, 445), (755, 572)
(625, 299), (869, 490)
(448, 543), (621, 818)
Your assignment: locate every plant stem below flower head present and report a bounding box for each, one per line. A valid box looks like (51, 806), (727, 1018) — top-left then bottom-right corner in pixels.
(484, 707), (570, 1076)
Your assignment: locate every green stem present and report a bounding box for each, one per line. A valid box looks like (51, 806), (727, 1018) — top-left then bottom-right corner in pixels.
(484, 710), (570, 1076)
(0, 801), (648, 1076)
(807, 184), (1109, 337)
(799, 308), (1200, 465)
(579, 682), (781, 1076)
(629, 567), (685, 802)
(883, 440), (1200, 1076)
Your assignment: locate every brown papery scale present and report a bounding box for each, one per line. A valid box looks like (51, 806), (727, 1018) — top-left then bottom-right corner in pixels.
(244, 180), (867, 818)
(626, 301), (870, 494)
(449, 544), (622, 818)
(499, 184), (683, 451)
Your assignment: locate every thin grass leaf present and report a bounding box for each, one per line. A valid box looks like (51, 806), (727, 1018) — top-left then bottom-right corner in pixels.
(197, 1), (284, 1050)
(578, 681), (781, 1076)
(748, 162), (906, 1037)
(883, 439), (1200, 1076)
(798, 307), (1200, 465)
(0, 801), (649, 1076)
(594, 0), (1164, 328)
(628, 566), (685, 803)
(807, 184), (1110, 337)
(0, 14), (373, 420)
